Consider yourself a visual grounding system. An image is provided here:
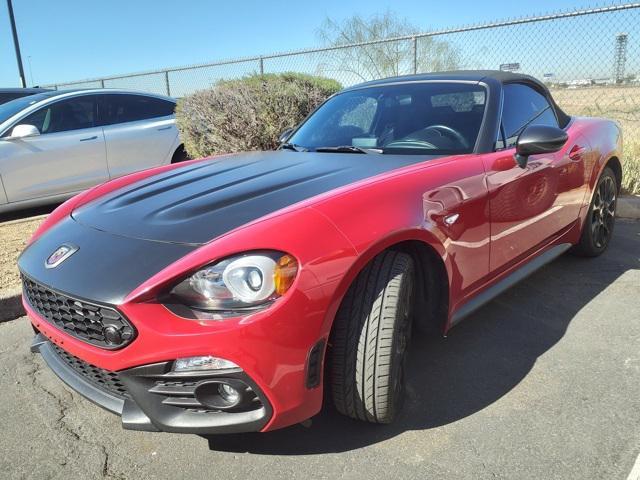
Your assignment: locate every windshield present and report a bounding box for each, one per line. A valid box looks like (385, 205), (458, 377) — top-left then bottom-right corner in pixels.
(0, 92), (58, 125)
(288, 82), (487, 155)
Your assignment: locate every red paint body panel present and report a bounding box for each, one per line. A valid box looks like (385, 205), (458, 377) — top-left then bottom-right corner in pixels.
(23, 116), (622, 432)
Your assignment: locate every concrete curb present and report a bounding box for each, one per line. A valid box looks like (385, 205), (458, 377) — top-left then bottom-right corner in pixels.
(617, 195), (640, 219)
(0, 288), (23, 323)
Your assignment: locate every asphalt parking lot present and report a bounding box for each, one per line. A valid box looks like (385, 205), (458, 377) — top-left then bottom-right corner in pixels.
(0, 220), (638, 480)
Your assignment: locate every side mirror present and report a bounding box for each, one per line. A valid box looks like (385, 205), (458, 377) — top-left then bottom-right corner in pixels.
(515, 125), (568, 168)
(8, 124), (40, 140)
(278, 127), (294, 144)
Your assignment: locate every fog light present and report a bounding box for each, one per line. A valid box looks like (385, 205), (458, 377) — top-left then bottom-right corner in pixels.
(174, 356), (239, 372)
(218, 383), (240, 405)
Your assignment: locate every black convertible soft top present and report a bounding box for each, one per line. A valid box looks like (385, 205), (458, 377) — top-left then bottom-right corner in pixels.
(346, 70), (571, 129)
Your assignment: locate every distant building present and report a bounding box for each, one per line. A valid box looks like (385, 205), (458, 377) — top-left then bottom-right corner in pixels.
(567, 78), (594, 88)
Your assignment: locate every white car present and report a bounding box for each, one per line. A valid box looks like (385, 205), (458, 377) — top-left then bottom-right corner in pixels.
(0, 89), (185, 213)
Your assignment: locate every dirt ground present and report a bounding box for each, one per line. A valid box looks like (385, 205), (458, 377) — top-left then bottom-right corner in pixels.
(551, 84), (640, 133)
(0, 218), (44, 291)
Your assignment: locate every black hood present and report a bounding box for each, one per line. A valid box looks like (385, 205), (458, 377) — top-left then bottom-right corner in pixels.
(18, 216), (195, 305)
(71, 151), (441, 245)
(19, 151), (443, 304)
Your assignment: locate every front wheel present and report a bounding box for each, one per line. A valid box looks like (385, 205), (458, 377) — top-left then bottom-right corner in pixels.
(329, 250), (414, 424)
(573, 166), (617, 257)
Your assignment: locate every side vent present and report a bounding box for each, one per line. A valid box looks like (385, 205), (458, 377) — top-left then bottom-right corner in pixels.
(305, 339), (326, 389)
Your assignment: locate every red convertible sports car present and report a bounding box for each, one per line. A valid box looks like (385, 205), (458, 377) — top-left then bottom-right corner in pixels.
(19, 71), (622, 434)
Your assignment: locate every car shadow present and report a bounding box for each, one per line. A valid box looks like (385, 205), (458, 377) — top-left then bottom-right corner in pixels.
(0, 203), (59, 223)
(203, 221), (639, 455)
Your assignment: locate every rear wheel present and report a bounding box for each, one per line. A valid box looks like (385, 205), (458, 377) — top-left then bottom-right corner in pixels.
(573, 167), (617, 257)
(329, 251), (414, 424)
(171, 145), (188, 163)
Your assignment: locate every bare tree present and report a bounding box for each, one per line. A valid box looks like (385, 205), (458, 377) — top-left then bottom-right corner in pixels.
(317, 11), (460, 82)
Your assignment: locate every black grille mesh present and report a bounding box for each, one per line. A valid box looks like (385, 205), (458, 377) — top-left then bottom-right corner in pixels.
(51, 344), (130, 399)
(22, 276), (135, 349)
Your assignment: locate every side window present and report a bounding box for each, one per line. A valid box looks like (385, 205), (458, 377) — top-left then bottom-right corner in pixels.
(499, 84), (558, 148)
(21, 96), (96, 134)
(101, 94), (175, 125)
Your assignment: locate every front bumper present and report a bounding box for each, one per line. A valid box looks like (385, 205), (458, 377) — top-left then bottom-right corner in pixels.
(18, 198), (355, 433)
(31, 333), (273, 434)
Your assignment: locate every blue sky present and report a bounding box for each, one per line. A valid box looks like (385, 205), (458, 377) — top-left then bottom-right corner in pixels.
(0, 0), (628, 87)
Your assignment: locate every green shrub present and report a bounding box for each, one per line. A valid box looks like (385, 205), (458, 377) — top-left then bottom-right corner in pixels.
(176, 73), (341, 157)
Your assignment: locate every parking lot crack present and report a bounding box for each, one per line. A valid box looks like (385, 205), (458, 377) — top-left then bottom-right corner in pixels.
(26, 353), (122, 478)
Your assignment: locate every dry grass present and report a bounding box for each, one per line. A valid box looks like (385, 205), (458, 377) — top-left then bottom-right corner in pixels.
(552, 85), (640, 195)
(621, 142), (640, 195)
(0, 218), (42, 291)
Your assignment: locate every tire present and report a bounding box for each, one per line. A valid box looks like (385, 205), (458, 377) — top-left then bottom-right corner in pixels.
(573, 166), (617, 257)
(171, 145), (188, 163)
(329, 250), (414, 424)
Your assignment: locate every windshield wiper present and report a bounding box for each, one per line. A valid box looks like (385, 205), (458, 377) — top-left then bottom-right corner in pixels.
(279, 142), (307, 152)
(314, 145), (382, 154)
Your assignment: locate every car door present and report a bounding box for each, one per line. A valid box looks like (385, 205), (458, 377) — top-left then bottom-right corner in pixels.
(0, 95), (109, 203)
(483, 83), (584, 272)
(99, 94), (178, 179)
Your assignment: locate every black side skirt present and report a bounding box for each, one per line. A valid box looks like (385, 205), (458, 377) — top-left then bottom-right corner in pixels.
(450, 243), (572, 327)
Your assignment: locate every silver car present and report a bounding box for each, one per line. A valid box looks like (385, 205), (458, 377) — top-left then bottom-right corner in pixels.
(0, 89), (184, 213)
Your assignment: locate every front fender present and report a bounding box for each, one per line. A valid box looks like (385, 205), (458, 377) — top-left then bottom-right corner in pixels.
(311, 155), (490, 333)
(316, 226), (451, 337)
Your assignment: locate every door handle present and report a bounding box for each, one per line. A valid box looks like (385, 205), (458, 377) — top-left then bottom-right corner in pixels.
(79, 135), (98, 142)
(157, 126), (172, 131)
(568, 145), (586, 161)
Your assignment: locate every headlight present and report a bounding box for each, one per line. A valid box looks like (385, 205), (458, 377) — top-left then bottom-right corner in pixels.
(169, 251), (298, 314)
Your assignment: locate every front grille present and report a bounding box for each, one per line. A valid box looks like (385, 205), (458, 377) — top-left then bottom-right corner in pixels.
(22, 275), (136, 349)
(51, 343), (130, 399)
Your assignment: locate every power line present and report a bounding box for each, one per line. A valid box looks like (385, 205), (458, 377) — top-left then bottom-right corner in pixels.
(27, 56), (34, 86)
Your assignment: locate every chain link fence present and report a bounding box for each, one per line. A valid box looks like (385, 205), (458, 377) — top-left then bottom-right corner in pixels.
(44, 2), (640, 190)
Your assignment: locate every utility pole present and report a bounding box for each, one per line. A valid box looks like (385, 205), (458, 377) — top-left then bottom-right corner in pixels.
(7, 0), (26, 87)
